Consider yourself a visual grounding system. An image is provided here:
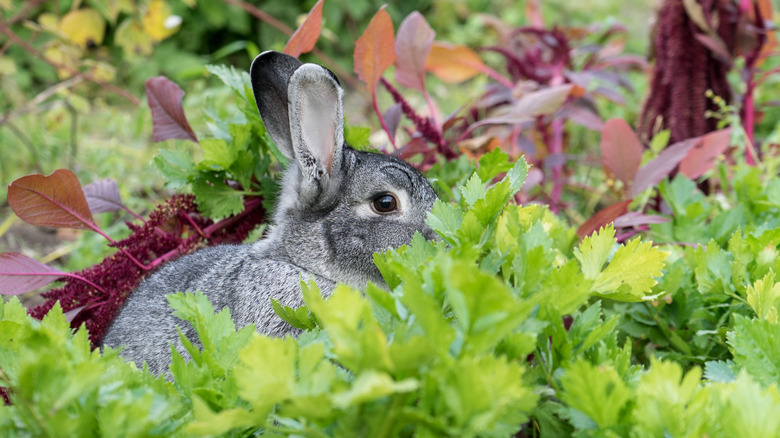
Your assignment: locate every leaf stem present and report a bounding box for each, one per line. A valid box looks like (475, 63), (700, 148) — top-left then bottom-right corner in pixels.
(0, 19), (139, 105)
(643, 302), (692, 355)
(147, 197), (264, 269)
(373, 91), (397, 149)
(375, 393), (406, 438)
(179, 211), (207, 239)
(121, 205), (147, 223)
(422, 87), (440, 132)
(481, 65), (515, 89)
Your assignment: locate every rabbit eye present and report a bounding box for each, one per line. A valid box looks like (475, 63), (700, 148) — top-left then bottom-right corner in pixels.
(371, 193), (398, 214)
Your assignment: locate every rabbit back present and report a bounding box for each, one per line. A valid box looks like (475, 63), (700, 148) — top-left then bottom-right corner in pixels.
(102, 243), (335, 375)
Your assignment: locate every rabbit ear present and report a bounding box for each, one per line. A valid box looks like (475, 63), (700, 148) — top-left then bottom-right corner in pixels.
(287, 64), (344, 184)
(250, 51), (303, 159)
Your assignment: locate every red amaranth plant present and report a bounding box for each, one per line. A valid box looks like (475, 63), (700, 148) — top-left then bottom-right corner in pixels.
(637, 0), (736, 145)
(2, 178), (265, 346)
(638, 0), (775, 164)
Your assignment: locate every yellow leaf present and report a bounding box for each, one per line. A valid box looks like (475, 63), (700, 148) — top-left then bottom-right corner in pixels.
(115, 18), (154, 56)
(66, 92), (91, 113)
(425, 42), (487, 83)
(38, 13), (61, 33)
(142, 0), (180, 42)
(60, 9), (105, 48)
(43, 44), (83, 79)
(0, 56), (17, 76)
(83, 60), (116, 82)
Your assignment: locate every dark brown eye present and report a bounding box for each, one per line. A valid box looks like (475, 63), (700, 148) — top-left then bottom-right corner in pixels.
(371, 193), (398, 214)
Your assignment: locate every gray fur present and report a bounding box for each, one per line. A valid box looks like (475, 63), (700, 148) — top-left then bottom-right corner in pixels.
(101, 51), (438, 376)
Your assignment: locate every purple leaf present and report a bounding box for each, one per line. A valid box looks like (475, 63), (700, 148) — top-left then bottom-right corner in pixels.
(394, 11), (435, 92)
(146, 76), (198, 143)
(601, 118), (643, 187)
(522, 167), (544, 191)
(598, 54), (649, 70)
(472, 84), (574, 128)
(83, 178), (124, 214)
(592, 86), (625, 104)
(614, 212), (670, 228)
(383, 103), (403, 139)
(0, 252), (66, 295)
(63, 304), (87, 322)
(693, 33), (732, 64)
(559, 105), (604, 131)
(629, 137), (699, 197)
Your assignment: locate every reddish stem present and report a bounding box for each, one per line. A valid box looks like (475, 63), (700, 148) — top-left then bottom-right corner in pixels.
(9, 272), (108, 295)
(742, 76), (756, 166)
(422, 88), (440, 132)
(548, 65), (567, 212)
(373, 90), (397, 149)
(615, 225), (649, 243)
(482, 65), (516, 89)
(121, 205), (146, 223)
(146, 197), (265, 270)
(550, 118), (564, 208)
(179, 211), (208, 238)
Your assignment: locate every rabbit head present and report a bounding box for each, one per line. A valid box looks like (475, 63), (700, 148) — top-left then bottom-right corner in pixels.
(250, 51), (438, 289)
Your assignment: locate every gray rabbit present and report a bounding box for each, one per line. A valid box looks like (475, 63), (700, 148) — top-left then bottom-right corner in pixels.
(101, 51), (438, 376)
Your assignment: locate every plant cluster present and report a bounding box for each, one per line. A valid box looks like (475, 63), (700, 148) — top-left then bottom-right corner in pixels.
(0, 0), (780, 436)
(1, 150), (780, 436)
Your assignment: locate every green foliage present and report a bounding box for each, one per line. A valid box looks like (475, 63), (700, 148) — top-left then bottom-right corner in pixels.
(6, 152), (778, 436)
(0, 299), (186, 437)
(4, 156), (780, 434)
(3, 2), (780, 435)
(611, 164), (780, 368)
(153, 65), (280, 219)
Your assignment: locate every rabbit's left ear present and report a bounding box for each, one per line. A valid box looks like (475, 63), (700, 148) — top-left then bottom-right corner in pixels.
(287, 64), (344, 184)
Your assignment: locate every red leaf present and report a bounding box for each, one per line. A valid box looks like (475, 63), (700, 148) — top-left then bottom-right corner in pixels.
(8, 169), (96, 230)
(679, 128), (732, 179)
(577, 200), (633, 239)
(354, 6), (396, 94)
(283, 0), (324, 58)
(0, 252), (66, 295)
(83, 178), (124, 214)
(145, 76), (198, 143)
(394, 11), (435, 92)
(629, 137), (698, 197)
(601, 118), (643, 187)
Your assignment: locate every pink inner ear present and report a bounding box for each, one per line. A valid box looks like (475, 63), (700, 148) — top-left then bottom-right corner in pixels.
(300, 85), (339, 175)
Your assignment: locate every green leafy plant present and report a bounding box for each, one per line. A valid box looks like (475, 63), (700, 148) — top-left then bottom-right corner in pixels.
(3, 149), (780, 436)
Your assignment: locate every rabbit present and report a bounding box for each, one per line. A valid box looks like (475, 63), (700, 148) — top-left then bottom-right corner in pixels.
(101, 51), (439, 376)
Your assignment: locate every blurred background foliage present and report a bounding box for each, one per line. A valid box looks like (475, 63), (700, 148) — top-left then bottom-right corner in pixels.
(0, 0), (657, 204)
(1, 0), (778, 270)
